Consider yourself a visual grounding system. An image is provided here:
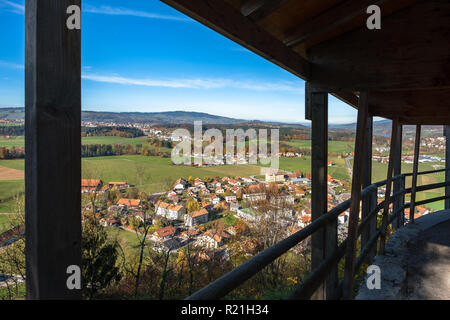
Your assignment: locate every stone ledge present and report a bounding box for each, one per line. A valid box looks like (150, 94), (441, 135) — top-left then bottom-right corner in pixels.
(356, 210), (450, 300)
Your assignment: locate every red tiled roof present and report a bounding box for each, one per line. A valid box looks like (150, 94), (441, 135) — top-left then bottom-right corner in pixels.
(117, 198), (141, 207)
(155, 225), (176, 238)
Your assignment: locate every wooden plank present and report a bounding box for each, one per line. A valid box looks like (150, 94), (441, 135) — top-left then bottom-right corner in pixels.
(392, 124), (404, 229)
(25, 0), (81, 299)
(284, 0), (386, 47)
(379, 118), (399, 255)
(409, 125), (421, 223)
(161, 0), (310, 80)
(361, 116), (375, 263)
(342, 91), (369, 300)
(310, 90), (330, 300)
(308, 1), (450, 91)
(445, 126), (450, 210)
(241, 0), (290, 22)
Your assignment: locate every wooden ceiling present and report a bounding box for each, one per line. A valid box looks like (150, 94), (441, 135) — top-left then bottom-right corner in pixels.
(161, 0), (450, 124)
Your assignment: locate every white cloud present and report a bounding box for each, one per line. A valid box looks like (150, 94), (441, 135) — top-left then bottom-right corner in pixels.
(0, 60), (24, 69)
(0, 0), (24, 14)
(82, 73), (303, 93)
(83, 5), (190, 22)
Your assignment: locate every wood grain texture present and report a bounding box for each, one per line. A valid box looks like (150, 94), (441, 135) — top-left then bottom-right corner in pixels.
(25, 0), (81, 300)
(342, 91), (369, 299)
(308, 0), (450, 91)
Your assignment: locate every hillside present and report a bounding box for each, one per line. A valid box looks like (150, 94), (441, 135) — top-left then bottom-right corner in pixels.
(0, 108), (247, 125)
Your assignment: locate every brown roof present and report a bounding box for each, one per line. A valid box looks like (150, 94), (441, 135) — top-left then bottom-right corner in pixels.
(190, 208), (208, 218)
(157, 201), (169, 209)
(117, 198), (141, 207)
(155, 225), (176, 238)
(81, 179), (101, 187)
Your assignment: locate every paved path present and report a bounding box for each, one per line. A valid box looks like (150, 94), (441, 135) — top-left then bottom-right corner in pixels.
(357, 210), (450, 300)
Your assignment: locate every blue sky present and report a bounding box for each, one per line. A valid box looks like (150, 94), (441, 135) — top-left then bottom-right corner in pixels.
(0, 0), (358, 123)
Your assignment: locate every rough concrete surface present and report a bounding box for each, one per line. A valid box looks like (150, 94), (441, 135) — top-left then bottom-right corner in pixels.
(357, 210), (450, 300)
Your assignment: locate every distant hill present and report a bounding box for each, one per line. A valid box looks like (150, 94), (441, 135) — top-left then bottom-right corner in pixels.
(330, 119), (443, 138)
(0, 108), (24, 120)
(0, 108), (247, 125)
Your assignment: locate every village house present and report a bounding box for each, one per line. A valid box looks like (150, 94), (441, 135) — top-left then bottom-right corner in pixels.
(243, 192), (266, 203)
(298, 214), (312, 228)
(81, 179), (102, 193)
(174, 178), (187, 190)
(108, 181), (129, 190)
(154, 225), (176, 241)
(156, 201), (186, 220)
(117, 198), (141, 210)
(210, 194), (221, 205)
(265, 170), (286, 183)
(225, 195), (237, 203)
(185, 208), (209, 227)
(197, 229), (231, 249)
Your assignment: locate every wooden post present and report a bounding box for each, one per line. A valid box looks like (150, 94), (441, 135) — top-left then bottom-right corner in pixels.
(361, 116), (375, 263)
(26, 0), (82, 299)
(445, 126), (450, 210)
(392, 124), (403, 229)
(409, 125), (421, 223)
(308, 85), (337, 299)
(342, 92), (369, 300)
(379, 119), (399, 255)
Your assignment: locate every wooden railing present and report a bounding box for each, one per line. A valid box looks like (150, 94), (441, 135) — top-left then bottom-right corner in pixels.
(186, 168), (450, 300)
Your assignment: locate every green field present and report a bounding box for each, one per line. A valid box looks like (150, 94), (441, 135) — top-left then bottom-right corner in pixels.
(0, 136), (157, 148)
(284, 140), (355, 154)
(82, 155), (262, 193)
(0, 180), (24, 213)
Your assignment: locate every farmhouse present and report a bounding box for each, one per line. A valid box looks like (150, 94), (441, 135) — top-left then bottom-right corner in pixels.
(154, 225), (176, 241)
(117, 198), (141, 210)
(81, 179), (102, 193)
(108, 181), (129, 190)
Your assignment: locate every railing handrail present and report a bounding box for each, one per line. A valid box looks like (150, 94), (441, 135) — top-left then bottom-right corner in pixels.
(186, 167), (450, 300)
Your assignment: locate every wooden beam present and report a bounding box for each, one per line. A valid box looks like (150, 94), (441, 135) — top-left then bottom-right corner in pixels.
(445, 126), (450, 210)
(342, 92), (369, 300)
(284, 0), (385, 47)
(379, 118), (399, 255)
(409, 125), (421, 223)
(310, 88), (334, 299)
(161, 0), (310, 80)
(308, 0), (450, 91)
(26, 0), (81, 299)
(241, 0), (289, 22)
(392, 124), (404, 229)
(361, 116), (376, 263)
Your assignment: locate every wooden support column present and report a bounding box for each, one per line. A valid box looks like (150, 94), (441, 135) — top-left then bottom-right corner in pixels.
(379, 119), (399, 255)
(392, 124), (403, 229)
(445, 126), (450, 210)
(342, 92), (369, 300)
(409, 125), (421, 223)
(361, 116), (375, 263)
(26, 0), (82, 299)
(308, 84), (337, 299)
